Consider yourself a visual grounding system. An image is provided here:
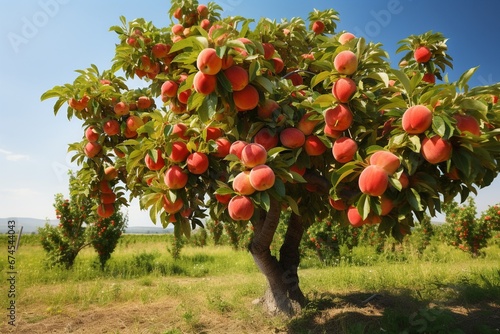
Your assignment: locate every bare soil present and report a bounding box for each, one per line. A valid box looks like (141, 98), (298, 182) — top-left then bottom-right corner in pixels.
(3, 290), (499, 334)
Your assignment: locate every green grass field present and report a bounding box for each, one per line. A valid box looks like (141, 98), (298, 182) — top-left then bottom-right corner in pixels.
(1, 234), (499, 333)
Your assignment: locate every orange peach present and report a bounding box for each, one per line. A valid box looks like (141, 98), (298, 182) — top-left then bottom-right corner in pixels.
(84, 142), (101, 158)
(254, 127), (279, 150)
(329, 197), (348, 211)
(104, 166), (118, 181)
(228, 195), (254, 221)
(97, 203), (115, 218)
(332, 137), (357, 163)
(257, 99), (279, 119)
(241, 143), (267, 168)
(454, 114), (481, 136)
(232, 171), (256, 195)
(324, 124), (343, 139)
(126, 115), (144, 132)
(369, 150), (400, 174)
(163, 195), (184, 214)
(223, 66), (249, 92)
(249, 164), (275, 191)
(297, 112), (321, 135)
(402, 105), (432, 134)
(334, 50), (358, 75)
(229, 140), (248, 159)
(358, 165), (389, 196)
(193, 71), (217, 95)
(380, 196), (394, 216)
(114, 101), (130, 116)
(233, 85), (259, 111)
(197, 48), (222, 75)
(332, 77), (357, 103)
(100, 192), (116, 205)
(304, 135), (327, 156)
(137, 96), (153, 109)
(421, 135), (452, 164)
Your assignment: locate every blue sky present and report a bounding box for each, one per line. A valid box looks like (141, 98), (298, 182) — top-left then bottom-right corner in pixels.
(1, 0), (499, 226)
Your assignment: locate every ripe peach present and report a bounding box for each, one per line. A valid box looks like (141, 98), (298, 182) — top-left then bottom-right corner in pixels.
(85, 126), (99, 142)
(213, 137), (231, 158)
(163, 195), (184, 214)
(402, 105), (432, 134)
(347, 206), (366, 228)
(312, 20), (325, 34)
(254, 128), (279, 150)
(329, 197), (347, 211)
(229, 140), (248, 159)
(100, 192), (116, 205)
(114, 101), (130, 116)
(186, 152), (209, 174)
(454, 114), (481, 136)
(172, 123), (190, 140)
(98, 180), (113, 194)
(286, 71), (303, 86)
(241, 143), (267, 168)
(332, 77), (357, 103)
(422, 73), (436, 84)
(304, 135), (327, 156)
(334, 50), (358, 75)
(84, 142), (101, 158)
(197, 4), (209, 17)
(152, 43), (170, 59)
(228, 195), (254, 221)
(197, 48), (222, 75)
(358, 165), (389, 196)
(221, 55), (234, 70)
(161, 80), (179, 101)
(206, 126), (223, 140)
(290, 164), (306, 176)
(369, 151), (400, 174)
(137, 96), (153, 109)
(414, 46), (432, 63)
(123, 127), (138, 139)
(177, 88), (192, 104)
(324, 124), (343, 139)
(324, 104), (353, 131)
(164, 165), (188, 189)
(232, 171), (256, 195)
(104, 166), (118, 181)
(399, 172), (409, 189)
(145, 149), (165, 170)
(421, 135), (452, 164)
(280, 128), (306, 149)
(114, 147), (126, 158)
(233, 85), (259, 111)
(272, 57), (284, 74)
(332, 137), (357, 163)
(171, 24), (184, 36)
(380, 196), (394, 216)
(193, 71), (217, 95)
(249, 164), (275, 191)
(126, 115), (144, 132)
(338, 32), (355, 45)
(223, 66), (249, 92)
(262, 42), (275, 60)
(169, 141), (190, 163)
(257, 99), (279, 119)
(97, 203), (115, 218)
(297, 112), (321, 135)
(215, 193), (232, 204)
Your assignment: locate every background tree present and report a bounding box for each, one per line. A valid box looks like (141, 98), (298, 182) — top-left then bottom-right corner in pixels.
(39, 174), (127, 269)
(41, 0), (500, 315)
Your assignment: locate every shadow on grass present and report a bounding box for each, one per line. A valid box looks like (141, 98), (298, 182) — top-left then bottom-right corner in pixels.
(287, 285), (500, 334)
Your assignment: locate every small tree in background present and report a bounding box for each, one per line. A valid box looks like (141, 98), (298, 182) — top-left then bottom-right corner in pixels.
(39, 174), (127, 268)
(442, 199), (490, 256)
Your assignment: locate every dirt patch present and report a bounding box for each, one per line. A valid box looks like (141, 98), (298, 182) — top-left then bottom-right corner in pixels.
(2, 291), (499, 333)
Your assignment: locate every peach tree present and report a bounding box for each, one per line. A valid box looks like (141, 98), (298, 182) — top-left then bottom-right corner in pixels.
(41, 0), (500, 315)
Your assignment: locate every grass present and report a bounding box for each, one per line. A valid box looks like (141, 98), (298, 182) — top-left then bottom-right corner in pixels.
(0, 234), (499, 333)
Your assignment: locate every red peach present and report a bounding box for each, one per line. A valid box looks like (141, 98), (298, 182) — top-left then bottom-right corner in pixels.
(347, 206), (366, 228)
(414, 46), (432, 63)
(161, 80), (179, 101)
(213, 137), (231, 158)
(272, 57), (284, 74)
(223, 66), (249, 92)
(421, 135), (452, 164)
(163, 195), (184, 214)
(215, 193), (232, 204)
(254, 128), (279, 150)
(332, 77), (357, 103)
(312, 20), (325, 34)
(114, 101), (130, 116)
(172, 123), (190, 140)
(324, 104), (353, 131)
(402, 105), (432, 134)
(228, 195), (254, 221)
(85, 126), (99, 142)
(332, 137), (357, 163)
(169, 141), (190, 163)
(193, 71), (217, 95)
(145, 149), (165, 170)
(229, 140), (248, 159)
(358, 165), (389, 196)
(262, 42), (275, 60)
(206, 126), (223, 140)
(241, 143), (267, 168)
(249, 164), (275, 191)
(297, 112), (321, 135)
(454, 114), (481, 136)
(329, 198), (348, 211)
(233, 85), (259, 111)
(126, 115), (144, 132)
(186, 152), (209, 174)
(97, 203), (115, 218)
(84, 142), (101, 158)
(280, 128), (306, 149)
(369, 150), (400, 174)
(257, 99), (279, 119)
(164, 165), (188, 189)
(104, 166), (118, 181)
(304, 135), (327, 156)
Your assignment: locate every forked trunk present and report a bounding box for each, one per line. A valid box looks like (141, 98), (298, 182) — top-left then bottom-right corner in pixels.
(250, 199), (307, 316)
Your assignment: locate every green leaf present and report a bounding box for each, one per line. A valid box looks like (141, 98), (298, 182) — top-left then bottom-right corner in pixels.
(314, 94), (335, 108)
(391, 69), (412, 97)
(456, 66), (478, 92)
(253, 76), (274, 94)
(459, 98), (488, 116)
(356, 193), (371, 220)
(285, 195), (300, 215)
(310, 71), (330, 88)
(408, 188), (423, 211)
(248, 60), (260, 83)
(272, 178), (286, 197)
(259, 191), (271, 211)
(181, 220), (191, 238)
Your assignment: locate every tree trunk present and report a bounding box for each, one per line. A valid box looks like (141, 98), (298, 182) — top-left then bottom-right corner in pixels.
(249, 200), (307, 316)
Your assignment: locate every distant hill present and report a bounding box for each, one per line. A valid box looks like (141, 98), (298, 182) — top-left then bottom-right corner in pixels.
(0, 217), (171, 235)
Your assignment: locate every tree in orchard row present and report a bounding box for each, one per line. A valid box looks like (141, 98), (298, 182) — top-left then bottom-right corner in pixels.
(41, 0), (500, 315)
